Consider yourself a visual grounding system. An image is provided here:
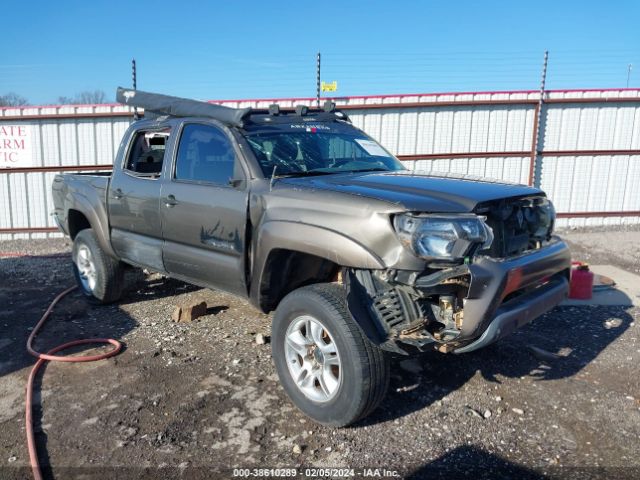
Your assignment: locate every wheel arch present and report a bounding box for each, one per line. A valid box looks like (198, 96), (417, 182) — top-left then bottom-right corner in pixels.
(65, 196), (116, 258)
(67, 209), (91, 239)
(256, 248), (341, 312)
(250, 221), (385, 312)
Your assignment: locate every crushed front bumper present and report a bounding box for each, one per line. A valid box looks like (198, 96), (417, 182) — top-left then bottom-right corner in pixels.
(345, 238), (571, 355)
(454, 276), (568, 353)
(450, 238), (571, 353)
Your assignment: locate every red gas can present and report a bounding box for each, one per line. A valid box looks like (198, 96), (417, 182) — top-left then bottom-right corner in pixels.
(569, 262), (594, 300)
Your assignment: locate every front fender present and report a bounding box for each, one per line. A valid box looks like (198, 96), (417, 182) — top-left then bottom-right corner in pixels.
(249, 221), (385, 307)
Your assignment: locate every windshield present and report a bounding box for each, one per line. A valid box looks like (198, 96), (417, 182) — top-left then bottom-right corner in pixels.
(244, 126), (406, 177)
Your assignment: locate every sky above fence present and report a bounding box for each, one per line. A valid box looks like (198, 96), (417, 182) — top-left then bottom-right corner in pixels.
(2, 0), (639, 104)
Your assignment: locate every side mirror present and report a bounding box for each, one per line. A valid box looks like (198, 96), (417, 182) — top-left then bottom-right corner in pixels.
(228, 178), (243, 188)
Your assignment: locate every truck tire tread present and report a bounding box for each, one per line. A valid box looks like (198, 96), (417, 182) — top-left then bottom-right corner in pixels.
(73, 228), (124, 304)
(272, 282), (389, 426)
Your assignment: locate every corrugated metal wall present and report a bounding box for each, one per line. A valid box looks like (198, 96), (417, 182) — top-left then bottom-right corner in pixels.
(537, 99), (640, 227)
(1, 89), (639, 239)
(347, 105), (535, 186)
(217, 89), (640, 227)
(0, 105), (133, 238)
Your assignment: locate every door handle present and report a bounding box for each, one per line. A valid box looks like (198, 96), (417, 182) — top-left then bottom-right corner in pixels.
(165, 194), (178, 207)
(112, 188), (123, 199)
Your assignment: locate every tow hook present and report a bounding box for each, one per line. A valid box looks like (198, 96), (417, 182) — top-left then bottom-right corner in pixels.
(433, 295), (464, 342)
(435, 343), (457, 353)
(433, 329), (461, 342)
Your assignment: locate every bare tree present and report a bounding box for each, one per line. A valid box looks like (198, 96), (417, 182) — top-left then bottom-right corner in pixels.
(56, 96), (75, 104)
(77, 90), (106, 104)
(0, 92), (29, 106)
(57, 90), (107, 104)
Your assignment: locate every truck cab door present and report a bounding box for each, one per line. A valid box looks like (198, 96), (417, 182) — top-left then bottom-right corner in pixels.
(160, 122), (249, 296)
(108, 127), (171, 272)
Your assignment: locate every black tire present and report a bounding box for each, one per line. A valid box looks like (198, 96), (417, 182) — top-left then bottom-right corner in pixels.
(72, 228), (125, 304)
(272, 283), (390, 427)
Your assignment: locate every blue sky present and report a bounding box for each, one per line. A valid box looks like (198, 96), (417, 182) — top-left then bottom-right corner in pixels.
(1, 0), (639, 105)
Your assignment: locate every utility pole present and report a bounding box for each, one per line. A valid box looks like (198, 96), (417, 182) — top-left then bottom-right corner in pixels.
(539, 50), (549, 99)
(132, 58), (139, 120)
(316, 52), (321, 107)
(529, 50), (548, 187)
(627, 64), (633, 88)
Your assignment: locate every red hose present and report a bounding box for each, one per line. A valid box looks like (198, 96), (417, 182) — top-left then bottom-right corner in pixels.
(25, 286), (122, 480)
(1, 252), (68, 259)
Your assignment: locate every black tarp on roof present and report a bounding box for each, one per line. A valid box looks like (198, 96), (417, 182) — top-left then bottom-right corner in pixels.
(116, 87), (251, 127)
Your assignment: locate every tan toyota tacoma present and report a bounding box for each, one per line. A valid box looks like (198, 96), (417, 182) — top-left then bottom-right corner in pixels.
(52, 88), (571, 426)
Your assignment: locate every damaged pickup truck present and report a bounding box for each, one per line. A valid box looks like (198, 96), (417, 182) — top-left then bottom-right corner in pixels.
(52, 88), (571, 426)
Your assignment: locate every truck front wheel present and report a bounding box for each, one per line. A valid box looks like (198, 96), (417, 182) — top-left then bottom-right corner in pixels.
(72, 229), (124, 304)
(272, 283), (390, 427)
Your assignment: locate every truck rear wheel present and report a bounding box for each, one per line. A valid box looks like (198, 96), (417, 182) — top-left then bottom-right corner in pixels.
(272, 283), (390, 427)
(72, 229), (124, 304)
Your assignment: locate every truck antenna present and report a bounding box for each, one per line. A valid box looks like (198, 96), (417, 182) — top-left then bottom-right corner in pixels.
(316, 51), (321, 107)
(132, 58), (139, 120)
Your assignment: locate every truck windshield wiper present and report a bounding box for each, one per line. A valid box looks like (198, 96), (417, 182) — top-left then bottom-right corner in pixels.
(270, 168), (389, 189)
(270, 167), (335, 191)
(342, 167), (391, 173)
(275, 170), (336, 178)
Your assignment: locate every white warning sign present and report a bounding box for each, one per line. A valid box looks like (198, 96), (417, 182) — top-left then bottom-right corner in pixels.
(0, 124), (33, 168)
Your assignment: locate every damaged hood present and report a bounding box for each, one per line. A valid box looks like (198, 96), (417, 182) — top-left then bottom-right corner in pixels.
(278, 170), (544, 213)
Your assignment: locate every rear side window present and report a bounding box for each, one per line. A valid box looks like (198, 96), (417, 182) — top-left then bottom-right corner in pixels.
(125, 128), (170, 176)
(175, 124), (237, 186)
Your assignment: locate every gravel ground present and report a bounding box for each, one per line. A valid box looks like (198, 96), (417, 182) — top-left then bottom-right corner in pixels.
(0, 230), (639, 480)
(557, 225), (640, 275)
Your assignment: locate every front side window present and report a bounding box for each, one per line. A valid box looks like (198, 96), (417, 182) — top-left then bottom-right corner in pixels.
(125, 128), (170, 176)
(175, 124), (237, 185)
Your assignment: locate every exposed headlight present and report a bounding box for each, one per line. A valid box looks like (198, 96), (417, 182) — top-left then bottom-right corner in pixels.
(538, 198), (556, 237)
(393, 213), (494, 261)
(524, 198), (556, 238)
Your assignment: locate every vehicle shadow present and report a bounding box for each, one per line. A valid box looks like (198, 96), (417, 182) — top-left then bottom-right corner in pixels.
(360, 301), (634, 426)
(118, 272), (202, 305)
(406, 444), (546, 479)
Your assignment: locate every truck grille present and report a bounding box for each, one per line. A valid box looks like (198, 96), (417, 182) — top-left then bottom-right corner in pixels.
(477, 197), (552, 258)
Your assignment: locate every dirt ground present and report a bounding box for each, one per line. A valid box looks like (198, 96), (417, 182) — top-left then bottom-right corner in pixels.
(1, 228), (639, 479)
